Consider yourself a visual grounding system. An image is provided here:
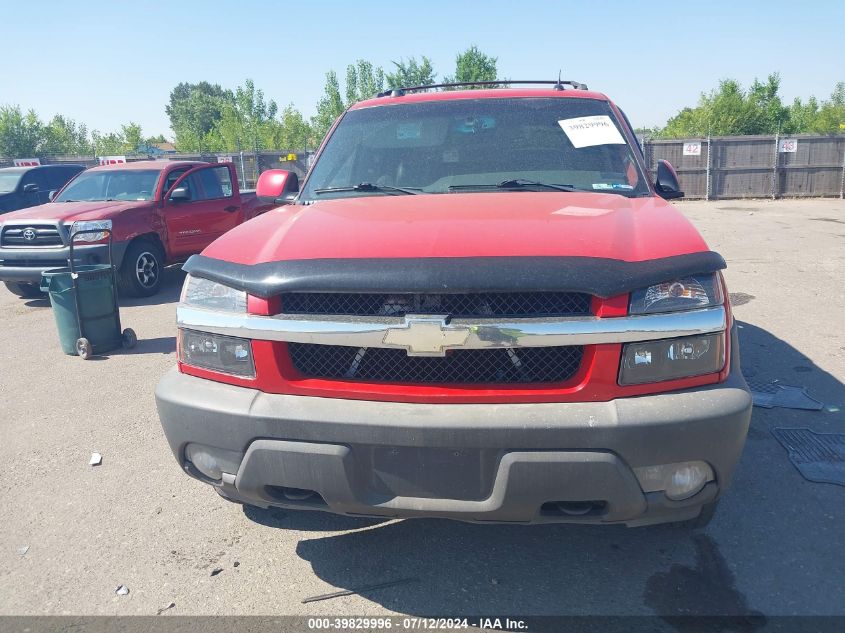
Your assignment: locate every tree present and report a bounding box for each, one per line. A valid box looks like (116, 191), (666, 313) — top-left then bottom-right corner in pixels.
(443, 46), (500, 87)
(91, 130), (124, 156)
(345, 59), (385, 104)
(166, 82), (231, 134)
(661, 76), (779, 137)
(276, 105), (313, 150)
(42, 115), (92, 155)
(807, 82), (845, 133)
(0, 105), (43, 157)
(386, 56), (436, 89)
(166, 81), (233, 151)
(748, 74), (789, 133)
(311, 61), (387, 146)
(91, 122), (147, 155)
(211, 79), (279, 153)
(121, 122), (144, 152)
(311, 71), (345, 144)
(658, 75), (845, 137)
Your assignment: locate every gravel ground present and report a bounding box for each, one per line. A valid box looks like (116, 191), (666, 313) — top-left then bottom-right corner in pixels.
(0, 198), (843, 619)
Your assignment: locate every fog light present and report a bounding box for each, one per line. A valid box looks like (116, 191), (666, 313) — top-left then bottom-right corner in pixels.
(184, 444), (243, 481)
(634, 461), (714, 501)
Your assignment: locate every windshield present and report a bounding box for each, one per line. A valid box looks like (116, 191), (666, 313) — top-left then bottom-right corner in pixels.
(300, 97), (649, 201)
(0, 172), (23, 193)
(54, 169), (160, 202)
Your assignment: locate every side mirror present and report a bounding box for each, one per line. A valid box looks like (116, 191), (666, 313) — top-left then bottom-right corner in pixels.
(655, 160), (684, 200)
(169, 186), (191, 202)
(48, 190), (58, 201)
(256, 169), (299, 204)
(22, 183), (39, 194)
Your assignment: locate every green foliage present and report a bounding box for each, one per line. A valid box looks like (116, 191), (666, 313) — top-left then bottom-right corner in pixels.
(658, 74), (845, 137)
(90, 121), (146, 155)
(164, 78), (314, 153)
(311, 60), (389, 146)
(386, 57), (436, 89)
(166, 82), (233, 151)
(443, 46), (500, 88)
(42, 115), (92, 155)
(788, 82), (845, 134)
(276, 105), (313, 150)
(345, 60), (385, 104)
(0, 105), (44, 157)
(311, 70), (345, 145)
(222, 78), (279, 152)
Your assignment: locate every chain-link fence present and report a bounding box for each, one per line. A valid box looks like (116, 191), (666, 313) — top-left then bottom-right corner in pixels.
(643, 134), (845, 200)
(4, 134), (845, 199)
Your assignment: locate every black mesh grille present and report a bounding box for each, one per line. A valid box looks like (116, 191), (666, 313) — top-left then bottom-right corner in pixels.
(288, 343), (583, 384)
(281, 292), (591, 318)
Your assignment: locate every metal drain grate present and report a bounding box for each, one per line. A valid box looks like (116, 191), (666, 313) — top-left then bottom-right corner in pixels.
(771, 428), (845, 486)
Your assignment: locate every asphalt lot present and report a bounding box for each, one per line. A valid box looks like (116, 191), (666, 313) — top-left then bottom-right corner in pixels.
(0, 198), (844, 620)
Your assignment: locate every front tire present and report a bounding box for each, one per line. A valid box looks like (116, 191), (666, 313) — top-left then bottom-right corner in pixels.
(4, 281), (45, 299)
(118, 240), (164, 297)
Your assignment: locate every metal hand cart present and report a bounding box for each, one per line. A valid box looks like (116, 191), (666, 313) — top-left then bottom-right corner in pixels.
(40, 228), (137, 360)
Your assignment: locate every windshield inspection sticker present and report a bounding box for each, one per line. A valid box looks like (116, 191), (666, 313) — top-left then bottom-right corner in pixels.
(558, 115), (625, 148)
(396, 123), (422, 140)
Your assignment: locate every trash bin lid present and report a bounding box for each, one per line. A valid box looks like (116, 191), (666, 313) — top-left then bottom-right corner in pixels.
(41, 264), (112, 279)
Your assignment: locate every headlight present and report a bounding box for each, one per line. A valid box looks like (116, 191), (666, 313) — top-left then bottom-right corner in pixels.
(178, 329), (255, 377)
(71, 219), (112, 242)
(619, 333), (725, 385)
(181, 274), (247, 312)
(629, 274), (722, 315)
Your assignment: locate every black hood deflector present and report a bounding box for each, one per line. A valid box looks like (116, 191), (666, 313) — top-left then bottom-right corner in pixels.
(182, 252), (726, 299)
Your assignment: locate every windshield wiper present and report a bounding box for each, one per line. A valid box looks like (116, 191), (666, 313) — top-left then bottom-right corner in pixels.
(448, 179), (576, 193)
(314, 182), (420, 196)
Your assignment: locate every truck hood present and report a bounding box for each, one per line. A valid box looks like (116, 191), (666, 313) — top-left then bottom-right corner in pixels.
(202, 192), (710, 265)
(0, 200), (146, 225)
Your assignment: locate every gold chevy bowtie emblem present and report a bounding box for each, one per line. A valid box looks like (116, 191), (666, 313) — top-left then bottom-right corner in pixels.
(382, 315), (471, 356)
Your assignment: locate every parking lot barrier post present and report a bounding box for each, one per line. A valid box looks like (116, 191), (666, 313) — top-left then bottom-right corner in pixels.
(840, 139), (845, 200)
(771, 132), (779, 200)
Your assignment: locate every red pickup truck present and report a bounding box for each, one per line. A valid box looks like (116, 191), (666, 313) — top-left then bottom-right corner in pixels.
(0, 160), (274, 298)
(156, 81), (752, 527)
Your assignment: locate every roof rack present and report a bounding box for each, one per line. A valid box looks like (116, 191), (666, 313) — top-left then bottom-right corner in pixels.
(375, 79), (588, 98)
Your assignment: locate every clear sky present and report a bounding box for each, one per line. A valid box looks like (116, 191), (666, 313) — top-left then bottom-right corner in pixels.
(1, 0), (842, 138)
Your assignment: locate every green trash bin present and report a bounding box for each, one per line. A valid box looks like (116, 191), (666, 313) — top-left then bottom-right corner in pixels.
(40, 228), (136, 359)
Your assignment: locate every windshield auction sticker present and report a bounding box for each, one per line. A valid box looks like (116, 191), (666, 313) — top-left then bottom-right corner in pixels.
(558, 115), (625, 148)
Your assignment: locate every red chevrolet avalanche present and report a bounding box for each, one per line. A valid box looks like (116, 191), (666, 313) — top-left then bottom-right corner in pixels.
(156, 81), (752, 527)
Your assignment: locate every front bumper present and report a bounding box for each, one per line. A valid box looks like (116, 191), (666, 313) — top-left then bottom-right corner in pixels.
(0, 242), (128, 283)
(155, 333), (752, 526)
